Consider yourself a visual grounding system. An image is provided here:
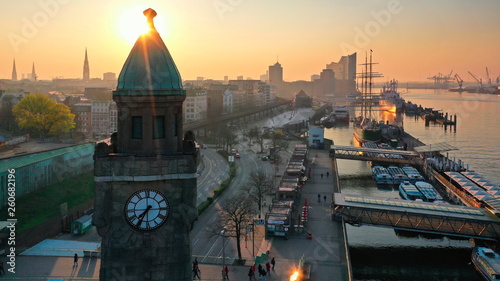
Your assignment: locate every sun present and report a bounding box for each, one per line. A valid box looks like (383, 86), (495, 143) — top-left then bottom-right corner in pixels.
(117, 7), (166, 44)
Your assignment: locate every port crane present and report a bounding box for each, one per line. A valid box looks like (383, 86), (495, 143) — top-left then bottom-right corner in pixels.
(427, 70), (453, 88)
(454, 74), (464, 89)
(468, 71), (482, 88)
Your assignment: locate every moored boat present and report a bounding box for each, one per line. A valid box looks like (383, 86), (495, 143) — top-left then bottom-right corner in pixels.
(372, 166), (393, 185)
(399, 181), (425, 201)
(472, 247), (500, 281)
(387, 166), (409, 184)
(353, 119), (382, 143)
(401, 166), (425, 184)
(379, 79), (405, 112)
(414, 181), (443, 202)
(332, 106), (350, 123)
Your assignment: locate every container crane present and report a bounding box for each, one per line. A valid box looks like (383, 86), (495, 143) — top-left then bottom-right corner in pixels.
(468, 71), (482, 88)
(454, 74), (463, 89)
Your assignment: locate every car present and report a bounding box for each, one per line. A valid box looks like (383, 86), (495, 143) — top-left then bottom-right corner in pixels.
(235, 153), (241, 158)
(261, 156), (268, 161)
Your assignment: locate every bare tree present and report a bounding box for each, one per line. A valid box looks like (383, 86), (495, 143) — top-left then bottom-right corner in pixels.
(243, 170), (272, 218)
(219, 128), (239, 152)
(210, 195), (256, 261)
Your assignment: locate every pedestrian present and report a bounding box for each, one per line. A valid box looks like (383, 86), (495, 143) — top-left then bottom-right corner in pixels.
(317, 193), (321, 202)
(73, 253), (78, 267)
(271, 257), (275, 270)
(193, 257), (198, 268)
(265, 261), (271, 275)
(327, 171), (329, 177)
(248, 267), (255, 281)
(193, 264), (201, 279)
(0, 261), (4, 275)
(251, 264), (257, 280)
(321, 173), (323, 179)
(224, 265), (229, 280)
(258, 264), (263, 279)
(260, 267), (267, 280)
(323, 195), (327, 202)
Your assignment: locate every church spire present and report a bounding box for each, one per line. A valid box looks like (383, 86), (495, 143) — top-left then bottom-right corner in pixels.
(31, 62), (37, 82)
(83, 48), (90, 81)
(12, 59), (17, 81)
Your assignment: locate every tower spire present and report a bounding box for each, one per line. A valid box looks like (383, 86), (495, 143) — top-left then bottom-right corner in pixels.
(31, 62), (37, 82)
(83, 48), (90, 81)
(12, 59), (17, 81)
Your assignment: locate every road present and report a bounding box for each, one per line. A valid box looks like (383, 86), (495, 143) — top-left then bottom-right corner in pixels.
(191, 140), (276, 265)
(196, 148), (230, 205)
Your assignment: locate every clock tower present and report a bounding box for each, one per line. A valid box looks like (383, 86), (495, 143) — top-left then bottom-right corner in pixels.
(93, 8), (198, 281)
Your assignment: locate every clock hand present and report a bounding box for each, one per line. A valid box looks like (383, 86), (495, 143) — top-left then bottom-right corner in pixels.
(136, 205), (152, 227)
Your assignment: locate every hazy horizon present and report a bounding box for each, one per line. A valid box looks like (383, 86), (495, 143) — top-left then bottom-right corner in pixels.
(1, 0), (499, 83)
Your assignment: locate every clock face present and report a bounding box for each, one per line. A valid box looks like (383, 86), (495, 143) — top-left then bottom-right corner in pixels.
(125, 189), (170, 231)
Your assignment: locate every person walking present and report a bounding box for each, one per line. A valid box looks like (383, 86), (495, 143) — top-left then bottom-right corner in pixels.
(259, 266), (267, 280)
(265, 261), (271, 275)
(258, 264), (263, 279)
(323, 195), (327, 202)
(248, 267), (255, 281)
(0, 261), (5, 275)
(317, 193), (321, 202)
(193, 263), (201, 279)
(271, 257), (275, 270)
(321, 173), (323, 179)
(327, 171), (330, 177)
(73, 253), (78, 267)
(223, 265), (229, 280)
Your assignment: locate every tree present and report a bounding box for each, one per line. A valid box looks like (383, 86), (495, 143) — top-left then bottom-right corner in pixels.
(210, 195), (256, 261)
(250, 126), (265, 153)
(243, 170), (272, 218)
(219, 128), (239, 153)
(13, 93), (75, 140)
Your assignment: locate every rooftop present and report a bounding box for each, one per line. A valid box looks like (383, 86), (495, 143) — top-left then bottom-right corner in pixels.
(115, 8), (184, 94)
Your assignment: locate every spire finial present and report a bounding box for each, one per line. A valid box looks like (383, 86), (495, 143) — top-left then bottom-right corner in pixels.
(143, 8), (157, 31)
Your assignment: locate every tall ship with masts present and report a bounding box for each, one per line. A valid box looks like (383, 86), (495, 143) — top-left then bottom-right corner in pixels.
(353, 51), (383, 143)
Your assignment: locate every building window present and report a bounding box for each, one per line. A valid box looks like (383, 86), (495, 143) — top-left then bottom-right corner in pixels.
(153, 116), (165, 139)
(132, 116), (142, 139)
(173, 114), (178, 137)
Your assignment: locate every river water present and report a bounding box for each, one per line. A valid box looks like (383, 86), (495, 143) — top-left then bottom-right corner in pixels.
(324, 89), (500, 281)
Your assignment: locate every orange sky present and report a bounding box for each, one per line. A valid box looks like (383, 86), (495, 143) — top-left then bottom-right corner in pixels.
(1, 1), (499, 83)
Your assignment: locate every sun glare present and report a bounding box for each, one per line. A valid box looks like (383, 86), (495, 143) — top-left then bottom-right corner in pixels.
(117, 7), (164, 44)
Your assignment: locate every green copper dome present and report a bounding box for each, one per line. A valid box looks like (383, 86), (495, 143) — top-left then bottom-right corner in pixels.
(116, 9), (184, 94)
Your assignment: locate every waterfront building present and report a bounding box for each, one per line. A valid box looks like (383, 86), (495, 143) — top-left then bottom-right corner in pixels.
(294, 89), (312, 108)
(326, 52), (356, 95)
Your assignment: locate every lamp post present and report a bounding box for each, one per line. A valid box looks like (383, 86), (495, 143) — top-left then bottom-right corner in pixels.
(221, 227), (227, 271)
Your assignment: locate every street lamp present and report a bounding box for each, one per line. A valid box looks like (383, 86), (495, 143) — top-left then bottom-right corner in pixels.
(221, 227), (227, 272)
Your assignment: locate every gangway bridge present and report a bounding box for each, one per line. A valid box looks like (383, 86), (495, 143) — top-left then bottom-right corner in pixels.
(330, 145), (419, 164)
(333, 193), (500, 240)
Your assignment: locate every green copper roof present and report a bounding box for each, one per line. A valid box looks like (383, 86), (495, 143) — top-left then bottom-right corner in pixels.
(116, 9), (184, 93)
